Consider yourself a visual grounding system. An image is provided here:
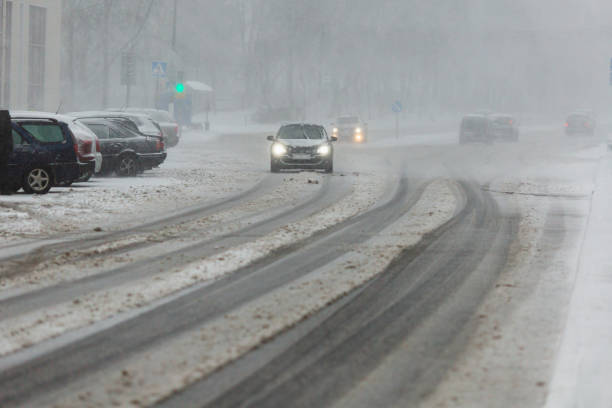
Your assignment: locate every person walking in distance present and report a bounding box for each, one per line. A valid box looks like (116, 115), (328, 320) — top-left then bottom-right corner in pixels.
(0, 110), (13, 195)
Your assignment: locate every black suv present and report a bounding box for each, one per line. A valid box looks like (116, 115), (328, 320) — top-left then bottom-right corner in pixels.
(459, 114), (493, 144)
(565, 112), (596, 136)
(267, 124), (337, 173)
(76, 118), (166, 176)
(8, 118), (81, 194)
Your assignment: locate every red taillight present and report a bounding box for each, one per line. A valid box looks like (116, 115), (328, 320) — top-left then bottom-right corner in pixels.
(508, 119), (513, 125)
(564, 122), (569, 127)
(96, 139), (101, 152)
(584, 122), (590, 128)
(156, 139), (163, 151)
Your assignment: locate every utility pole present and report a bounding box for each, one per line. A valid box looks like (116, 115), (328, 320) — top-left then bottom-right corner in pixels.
(171, 0), (177, 49)
(102, 0), (112, 107)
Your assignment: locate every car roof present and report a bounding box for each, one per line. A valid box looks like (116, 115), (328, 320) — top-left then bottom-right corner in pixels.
(281, 123), (325, 127)
(67, 111), (145, 119)
(463, 114), (489, 119)
(10, 110), (77, 124)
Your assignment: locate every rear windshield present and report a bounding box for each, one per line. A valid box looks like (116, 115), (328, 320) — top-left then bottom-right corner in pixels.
(338, 117), (358, 124)
(84, 123), (110, 139)
(492, 117), (514, 126)
(462, 117), (486, 130)
(19, 122), (66, 143)
(278, 125), (326, 140)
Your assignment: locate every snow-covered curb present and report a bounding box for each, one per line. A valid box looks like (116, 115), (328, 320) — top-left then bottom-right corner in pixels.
(0, 172), (389, 357)
(49, 179), (459, 407)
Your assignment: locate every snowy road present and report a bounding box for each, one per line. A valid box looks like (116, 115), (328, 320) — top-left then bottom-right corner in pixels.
(0, 122), (606, 407)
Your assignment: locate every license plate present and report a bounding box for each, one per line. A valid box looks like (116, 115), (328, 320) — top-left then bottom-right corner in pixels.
(292, 154), (311, 160)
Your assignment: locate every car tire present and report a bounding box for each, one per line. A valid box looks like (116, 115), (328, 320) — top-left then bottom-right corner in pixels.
(116, 154), (139, 177)
(80, 170), (93, 182)
(23, 167), (52, 194)
(270, 160), (281, 173)
(324, 161), (333, 174)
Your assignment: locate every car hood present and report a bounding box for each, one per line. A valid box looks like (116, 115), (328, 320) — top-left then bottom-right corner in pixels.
(277, 139), (326, 147)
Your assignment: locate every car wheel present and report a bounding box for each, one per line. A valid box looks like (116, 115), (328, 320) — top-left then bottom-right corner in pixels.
(23, 167), (52, 194)
(81, 170), (93, 182)
(324, 161), (333, 173)
(117, 154), (138, 177)
(271, 160), (281, 173)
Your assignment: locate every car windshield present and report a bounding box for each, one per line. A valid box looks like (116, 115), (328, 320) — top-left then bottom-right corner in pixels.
(278, 125), (325, 140)
(338, 117), (359, 125)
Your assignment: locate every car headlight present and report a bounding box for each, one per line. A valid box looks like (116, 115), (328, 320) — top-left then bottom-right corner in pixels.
(317, 144), (331, 156)
(355, 133), (363, 141)
(272, 143), (287, 157)
(355, 127), (362, 133)
(333, 127), (338, 133)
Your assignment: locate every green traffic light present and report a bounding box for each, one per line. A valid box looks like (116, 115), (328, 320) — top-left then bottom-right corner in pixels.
(176, 83), (185, 93)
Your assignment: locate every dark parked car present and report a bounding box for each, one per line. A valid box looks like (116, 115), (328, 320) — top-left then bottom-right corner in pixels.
(267, 123), (336, 173)
(490, 114), (519, 142)
(75, 118), (166, 177)
(7, 116), (81, 194)
(565, 112), (596, 136)
(459, 114), (493, 144)
(124, 109), (180, 147)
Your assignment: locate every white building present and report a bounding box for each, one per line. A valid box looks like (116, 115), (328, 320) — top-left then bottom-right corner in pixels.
(0, 0), (62, 111)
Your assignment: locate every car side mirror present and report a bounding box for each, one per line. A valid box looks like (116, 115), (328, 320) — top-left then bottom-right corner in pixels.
(266, 135), (275, 141)
(331, 136), (338, 142)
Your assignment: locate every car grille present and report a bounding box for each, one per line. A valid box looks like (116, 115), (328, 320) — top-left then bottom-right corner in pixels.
(289, 146), (316, 154)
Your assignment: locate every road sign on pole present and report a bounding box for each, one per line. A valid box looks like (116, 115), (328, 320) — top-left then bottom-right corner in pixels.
(152, 61), (167, 78)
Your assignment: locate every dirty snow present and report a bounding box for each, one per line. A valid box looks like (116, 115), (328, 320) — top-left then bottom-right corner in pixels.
(45, 179), (458, 408)
(0, 171), (389, 357)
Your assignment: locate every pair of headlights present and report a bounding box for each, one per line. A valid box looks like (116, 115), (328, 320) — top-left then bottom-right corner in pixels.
(271, 143), (331, 157)
(332, 127), (361, 133)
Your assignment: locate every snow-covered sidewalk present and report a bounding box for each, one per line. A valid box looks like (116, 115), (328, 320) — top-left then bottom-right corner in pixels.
(0, 129), (263, 243)
(545, 155), (612, 408)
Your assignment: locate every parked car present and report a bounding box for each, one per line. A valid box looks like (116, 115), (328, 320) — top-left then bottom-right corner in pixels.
(331, 116), (367, 143)
(459, 114), (493, 144)
(267, 123), (337, 173)
(74, 117), (166, 177)
(490, 114), (519, 142)
(105, 110), (165, 138)
(7, 114), (81, 194)
(565, 112), (596, 136)
(124, 108), (180, 147)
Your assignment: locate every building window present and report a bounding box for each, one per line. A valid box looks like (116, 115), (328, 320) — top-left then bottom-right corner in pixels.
(0, 1), (12, 107)
(28, 5), (45, 110)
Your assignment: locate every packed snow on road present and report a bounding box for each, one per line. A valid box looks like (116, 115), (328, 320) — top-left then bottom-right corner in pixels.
(2, 1), (612, 408)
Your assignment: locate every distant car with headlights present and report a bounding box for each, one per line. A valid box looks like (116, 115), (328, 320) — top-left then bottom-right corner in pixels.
(565, 112), (596, 136)
(331, 116), (367, 143)
(267, 123), (337, 173)
(490, 114), (519, 142)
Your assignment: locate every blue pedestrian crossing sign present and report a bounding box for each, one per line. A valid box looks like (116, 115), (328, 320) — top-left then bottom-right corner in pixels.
(392, 100), (403, 113)
(152, 61), (167, 78)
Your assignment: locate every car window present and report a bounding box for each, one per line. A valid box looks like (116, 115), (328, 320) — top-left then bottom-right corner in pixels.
(20, 123), (66, 143)
(12, 129), (26, 145)
(110, 123), (141, 139)
(85, 124), (110, 140)
(278, 125), (325, 140)
(338, 117), (358, 124)
(462, 118), (486, 130)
